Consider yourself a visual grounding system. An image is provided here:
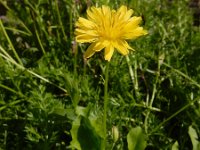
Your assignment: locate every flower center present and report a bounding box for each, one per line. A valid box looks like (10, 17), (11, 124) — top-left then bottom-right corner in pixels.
(98, 25), (120, 41)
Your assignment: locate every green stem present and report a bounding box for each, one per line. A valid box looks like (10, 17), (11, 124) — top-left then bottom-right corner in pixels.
(163, 62), (200, 89)
(0, 83), (25, 98)
(73, 41), (78, 76)
(0, 99), (26, 111)
(150, 97), (199, 134)
(55, 0), (67, 41)
(35, 29), (46, 54)
(4, 27), (32, 36)
(102, 62), (109, 150)
(0, 45), (14, 61)
(0, 1), (32, 36)
(0, 20), (23, 65)
(69, 0), (73, 38)
(0, 52), (67, 94)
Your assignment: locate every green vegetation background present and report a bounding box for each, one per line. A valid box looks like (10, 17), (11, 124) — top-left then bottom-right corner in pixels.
(0, 0), (199, 149)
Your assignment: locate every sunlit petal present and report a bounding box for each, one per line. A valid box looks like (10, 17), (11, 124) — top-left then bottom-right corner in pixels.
(76, 17), (96, 29)
(112, 40), (129, 55)
(84, 42), (96, 58)
(123, 27), (148, 39)
(105, 44), (114, 61)
(124, 17), (142, 31)
(76, 34), (97, 43)
(93, 40), (106, 52)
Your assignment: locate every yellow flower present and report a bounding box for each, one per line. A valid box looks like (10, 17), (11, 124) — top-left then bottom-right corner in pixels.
(75, 5), (147, 61)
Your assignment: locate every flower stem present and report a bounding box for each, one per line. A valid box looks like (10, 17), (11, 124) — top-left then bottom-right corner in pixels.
(103, 61), (109, 150)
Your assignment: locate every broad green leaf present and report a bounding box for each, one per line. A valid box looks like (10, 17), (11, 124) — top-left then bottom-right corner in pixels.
(70, 116), (102, 150)
(188, 125), (200, 150)
(171, 141), (179, 150)
(127, 126), (147, 150)
(89, 113), (104, 138)
(52, 108), (67, 116)
(76, 106), (91, 117)
(70, 116), (81, 150)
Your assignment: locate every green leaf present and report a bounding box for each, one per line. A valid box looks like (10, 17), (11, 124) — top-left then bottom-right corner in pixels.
(25, 126), (42, 142)
(89, 113), (104, 138)
(70, 117), (81, 149)
(52, 108), (67, 116)
(70, 116), (102, 150)
(76, 106), (91, 117)
(127, 126), (147, 150)
(188, 125), (200, 150)
(171, 141), (179, 150)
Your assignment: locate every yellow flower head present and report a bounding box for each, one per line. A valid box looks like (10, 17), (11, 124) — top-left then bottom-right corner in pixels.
(75, 5), (147, 61)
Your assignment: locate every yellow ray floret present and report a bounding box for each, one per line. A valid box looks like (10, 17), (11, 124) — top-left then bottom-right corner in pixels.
(75, 5), (148, 61)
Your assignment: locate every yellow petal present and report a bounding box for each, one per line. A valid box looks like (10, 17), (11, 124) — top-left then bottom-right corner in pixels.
(91, 7), (104, 24)
(87, 7), (103, 24)
(102, 5), (111, 16)
(112, 7), (133, 30)
(112, 40), (130, 55)
(87, 8), (96, 21)
(125, 17), (142, 30)
(117, 5), (127, 15)
(104, 44), (114, 61)
(84, 41), (106, 59)
(117, 5), (134, 22)
(84, 43), (96, 59)
(116, 5), (128, 21)
(124, 41), (134, 50)
(93, 40), (106, 52)
(123, 9), (134, 21)
(75, 28), (97, 36)
(123, 27), (148, 39)
(102, 6), (112, 29)
(76, 17), (96, 29)
(76, 34), (97, 43)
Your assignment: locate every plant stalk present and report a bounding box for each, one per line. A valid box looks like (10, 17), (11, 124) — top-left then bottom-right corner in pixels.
(102, 61), (109, 150)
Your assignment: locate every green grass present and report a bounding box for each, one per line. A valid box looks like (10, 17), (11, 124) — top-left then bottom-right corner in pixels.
(0, 0), (200, 149)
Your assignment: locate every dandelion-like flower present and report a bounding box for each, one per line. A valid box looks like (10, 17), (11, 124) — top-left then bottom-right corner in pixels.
(75, 5), (147, 61)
